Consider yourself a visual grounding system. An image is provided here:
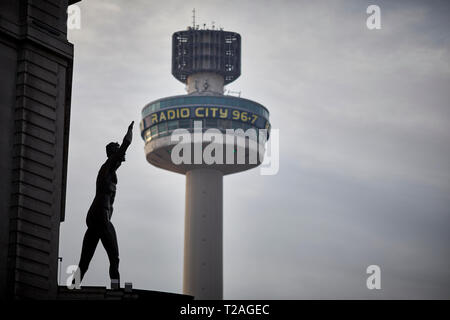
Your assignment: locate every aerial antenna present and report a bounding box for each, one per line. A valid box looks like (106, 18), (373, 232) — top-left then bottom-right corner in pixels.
(192, 8), (196, 29)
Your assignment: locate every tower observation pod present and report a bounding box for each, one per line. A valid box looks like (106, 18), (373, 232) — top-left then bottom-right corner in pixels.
(140, 26), (271, 299)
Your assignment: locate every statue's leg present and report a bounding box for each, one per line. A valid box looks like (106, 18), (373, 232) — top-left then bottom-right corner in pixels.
(78, 227), (100, 282)
(100, 222), (120, 282)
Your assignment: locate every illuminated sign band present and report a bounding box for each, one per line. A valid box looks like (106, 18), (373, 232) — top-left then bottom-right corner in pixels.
(142, 106), (269, 130)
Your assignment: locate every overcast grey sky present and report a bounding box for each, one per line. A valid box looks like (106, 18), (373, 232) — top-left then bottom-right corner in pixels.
(60, 0), (450, 299)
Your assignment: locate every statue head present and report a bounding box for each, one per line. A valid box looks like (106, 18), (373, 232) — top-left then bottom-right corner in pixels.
(106, 142), (125, 162)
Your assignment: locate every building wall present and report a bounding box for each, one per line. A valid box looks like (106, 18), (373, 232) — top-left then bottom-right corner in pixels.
(0, 0), (77, 299)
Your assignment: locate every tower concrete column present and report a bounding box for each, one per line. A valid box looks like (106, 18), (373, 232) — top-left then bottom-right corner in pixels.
(183, 168), (223, 300)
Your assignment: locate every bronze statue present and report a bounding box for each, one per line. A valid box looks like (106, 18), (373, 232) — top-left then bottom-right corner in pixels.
(76, 121), (134, 286)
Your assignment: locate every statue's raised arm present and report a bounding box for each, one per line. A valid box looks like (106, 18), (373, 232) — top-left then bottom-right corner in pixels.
(107, 121), (134, 166)
(123, 121), (134, 145)
(120, 120), (134, 153)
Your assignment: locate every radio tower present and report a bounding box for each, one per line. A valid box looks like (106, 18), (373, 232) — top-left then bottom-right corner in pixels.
(140, 22), (271, 299)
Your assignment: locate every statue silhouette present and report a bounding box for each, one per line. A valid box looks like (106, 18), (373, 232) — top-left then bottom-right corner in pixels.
(76, 121), (134, 286)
